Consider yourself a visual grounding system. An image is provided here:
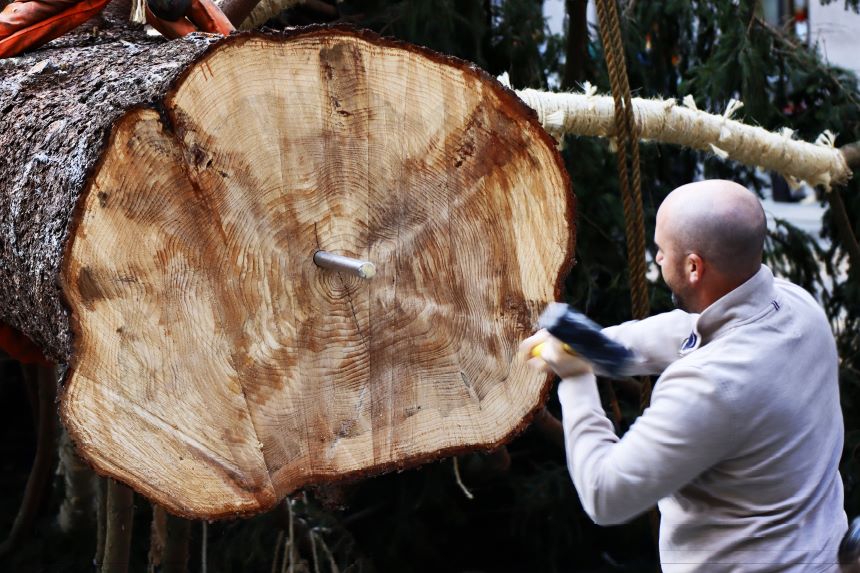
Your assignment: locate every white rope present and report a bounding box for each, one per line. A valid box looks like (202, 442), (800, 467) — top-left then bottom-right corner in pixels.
(508, 81), (851, 190)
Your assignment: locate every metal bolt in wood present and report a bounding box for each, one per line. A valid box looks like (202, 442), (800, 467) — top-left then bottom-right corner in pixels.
(313, 250), (376, 279)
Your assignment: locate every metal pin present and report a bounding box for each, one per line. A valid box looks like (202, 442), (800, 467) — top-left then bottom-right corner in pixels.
(313, 250), (376, 279)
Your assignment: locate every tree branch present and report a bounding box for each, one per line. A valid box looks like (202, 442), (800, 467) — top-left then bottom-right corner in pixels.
(103, 480), (135, 573)
(841, 141), (860, 170)
(826, 188), (860, 269)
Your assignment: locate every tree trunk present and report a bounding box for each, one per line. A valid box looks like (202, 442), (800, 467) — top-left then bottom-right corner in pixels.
(147, 504), (167, 573)
(162, 514), (191, 573)
(562, 0), (588, 89)
(150, 505), (191, 573)
(57, 425), (97, 533)
(103, 479), (135, 573)
(1, 27), (573, 519)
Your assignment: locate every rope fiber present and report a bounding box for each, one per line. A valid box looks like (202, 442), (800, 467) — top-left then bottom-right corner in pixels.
(594, 0), (652, 412)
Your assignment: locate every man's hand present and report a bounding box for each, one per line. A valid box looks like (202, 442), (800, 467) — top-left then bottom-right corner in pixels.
(519, 329), (594, 379)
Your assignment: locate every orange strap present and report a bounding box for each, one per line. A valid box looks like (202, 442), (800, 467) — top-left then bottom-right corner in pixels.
(146, 0), (233, 39)
(0, 324), (51, 365)
(0, 0), (233, 58)
(0, 0), (111, 58)
(187, 0), (233, 34)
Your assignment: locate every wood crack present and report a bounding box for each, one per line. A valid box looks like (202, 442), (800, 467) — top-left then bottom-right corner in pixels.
(339, 274), (369, 352)
(161, 111), (276, 495)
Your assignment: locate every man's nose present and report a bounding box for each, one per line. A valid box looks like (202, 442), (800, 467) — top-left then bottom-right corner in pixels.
(655, 252), (664, 265)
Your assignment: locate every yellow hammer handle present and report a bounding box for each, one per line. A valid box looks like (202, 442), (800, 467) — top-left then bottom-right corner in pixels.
(531, 341), (575, 358)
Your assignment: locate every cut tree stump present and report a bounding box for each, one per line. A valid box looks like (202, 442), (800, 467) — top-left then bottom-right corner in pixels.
(0, 27), (574, 518)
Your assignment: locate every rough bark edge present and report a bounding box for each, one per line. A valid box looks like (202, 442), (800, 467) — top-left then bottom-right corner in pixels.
(0, 29), (220, 364)
(58, 26), (576, 520)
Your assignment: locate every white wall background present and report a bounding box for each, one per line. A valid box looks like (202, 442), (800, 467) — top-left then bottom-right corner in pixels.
(542, 1), (860, 78)
(809, 2), (860, 76)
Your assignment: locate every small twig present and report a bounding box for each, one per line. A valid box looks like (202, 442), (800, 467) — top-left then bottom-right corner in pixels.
(452, 458), (474, 500)
(95, 476), (108, 569)
(286, 499), (295, 573)
(315, 532), (339, 573)
(280, 541), (292, 573)
(271, 531), (285, 573)
(309, 531), (320, 573)
(746, 0), (758, 34)
(622, 0), (637, 19)
(201, 521), (208, 573)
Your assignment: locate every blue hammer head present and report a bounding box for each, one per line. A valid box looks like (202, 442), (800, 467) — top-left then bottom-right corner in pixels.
(537, 303), (637, 378)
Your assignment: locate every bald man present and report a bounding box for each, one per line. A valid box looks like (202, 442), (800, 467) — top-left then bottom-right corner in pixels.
(522, 180), (848, 572)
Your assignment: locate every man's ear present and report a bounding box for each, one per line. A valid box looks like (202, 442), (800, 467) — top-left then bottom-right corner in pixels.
(687, 253), (703, 285)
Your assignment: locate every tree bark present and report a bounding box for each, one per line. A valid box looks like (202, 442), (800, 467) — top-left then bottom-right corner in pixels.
(0, 29), (217, 363)
(1, 28), (574, 519)
(562, 0), (588, 89)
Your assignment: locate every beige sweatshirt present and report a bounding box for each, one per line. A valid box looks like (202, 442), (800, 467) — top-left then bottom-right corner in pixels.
(558, 265), (848, 572)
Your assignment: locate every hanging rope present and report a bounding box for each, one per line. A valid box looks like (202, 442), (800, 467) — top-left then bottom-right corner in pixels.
(595, 2), (660, 555)
(594, 0), (653, 411)
(595, 0), (648, 322)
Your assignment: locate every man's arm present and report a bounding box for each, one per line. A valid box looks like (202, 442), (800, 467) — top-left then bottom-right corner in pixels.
(558, 364), (735, 526)
(601, 310), (698, 376)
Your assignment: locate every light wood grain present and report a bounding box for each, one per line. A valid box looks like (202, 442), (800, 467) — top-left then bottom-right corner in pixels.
(60, 30), (573, 518)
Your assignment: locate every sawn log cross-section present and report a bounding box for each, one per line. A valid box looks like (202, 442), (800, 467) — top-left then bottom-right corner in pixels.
(0, 28), (574, 518)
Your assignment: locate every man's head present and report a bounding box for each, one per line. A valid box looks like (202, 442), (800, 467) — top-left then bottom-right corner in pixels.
(654, 180), (766, 313)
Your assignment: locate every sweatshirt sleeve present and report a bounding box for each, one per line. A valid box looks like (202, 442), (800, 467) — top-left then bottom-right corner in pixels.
(601, 310), (698, 375)
(558, 364), (736, 526)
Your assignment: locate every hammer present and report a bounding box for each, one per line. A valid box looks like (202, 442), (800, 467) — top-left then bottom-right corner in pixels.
(531, 303), (638, 378)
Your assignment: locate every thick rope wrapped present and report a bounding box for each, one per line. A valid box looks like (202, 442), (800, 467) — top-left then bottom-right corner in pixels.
(595, 0), (649, 325)
(509, 84), (850, 191)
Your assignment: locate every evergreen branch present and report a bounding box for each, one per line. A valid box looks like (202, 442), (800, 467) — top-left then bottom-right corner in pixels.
(753, 16), (860, 109)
